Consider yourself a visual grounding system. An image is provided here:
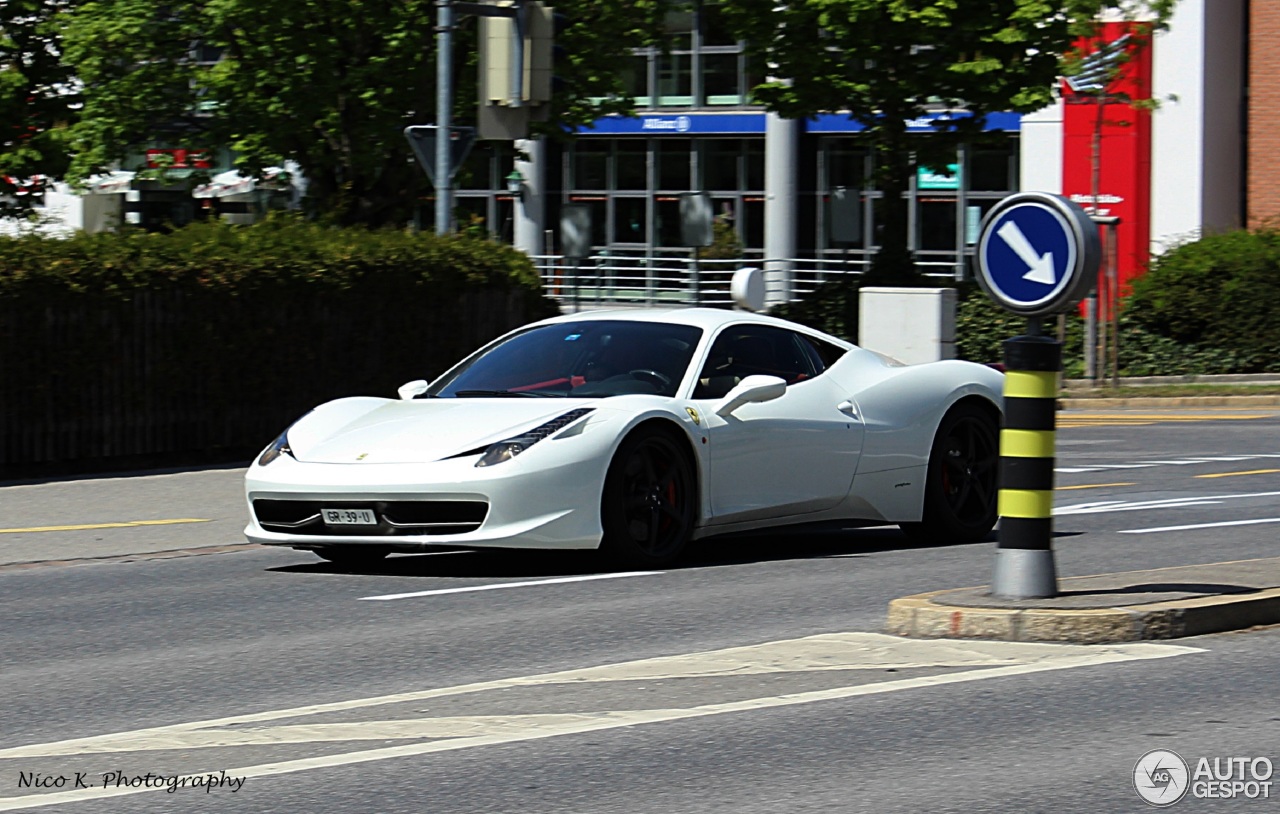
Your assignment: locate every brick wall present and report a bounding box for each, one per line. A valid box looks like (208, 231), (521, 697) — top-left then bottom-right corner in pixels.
(1249, 1), (1280, 225)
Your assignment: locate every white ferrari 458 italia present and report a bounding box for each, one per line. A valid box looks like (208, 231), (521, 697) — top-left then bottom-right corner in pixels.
(245, 307), (1004, 567)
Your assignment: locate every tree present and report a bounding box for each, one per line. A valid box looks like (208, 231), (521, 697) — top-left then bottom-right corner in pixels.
(719, 0), (1175, 282)
(59, 0), (671, 226)
(0, 0), (80, 218)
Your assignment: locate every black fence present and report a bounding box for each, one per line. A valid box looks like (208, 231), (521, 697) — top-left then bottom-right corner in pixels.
(1, 285), (554, 474)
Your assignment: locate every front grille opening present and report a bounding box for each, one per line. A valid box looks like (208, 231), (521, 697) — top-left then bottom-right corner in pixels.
(253, 499), (489, 536)
(383, 501), (488, 526)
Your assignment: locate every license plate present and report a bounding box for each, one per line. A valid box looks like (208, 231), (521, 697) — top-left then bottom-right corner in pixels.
(322, 508), (378, 526)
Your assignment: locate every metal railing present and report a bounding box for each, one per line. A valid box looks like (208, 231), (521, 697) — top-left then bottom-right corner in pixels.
(530, 249), (960, 310)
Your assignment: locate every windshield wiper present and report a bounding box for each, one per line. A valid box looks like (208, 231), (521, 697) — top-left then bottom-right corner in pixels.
(452, 389), (542, 398)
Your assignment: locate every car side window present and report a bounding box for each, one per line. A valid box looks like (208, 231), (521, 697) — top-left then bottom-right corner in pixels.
(795, 333), (848, 375)
(692, 326), (817, 399)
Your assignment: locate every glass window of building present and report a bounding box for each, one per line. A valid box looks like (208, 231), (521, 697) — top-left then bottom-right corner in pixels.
(712, 196), (737, 229)
(658, 52), (694, 106)
(702, 139), (741, 191)
(743, 198), (765, 249)
(615, 141), (648, 190)
(573, 142), (610, 190)
(655, 198), (683, 247)
(826, 142), (868, 191)
(700, 2), (739, 47)
(917, 199), (958, 252)
(621, 53), (652, 108)
(657, 10), (695, 106)
(614, 197), (647, 244)
(970, 147), (1016, 191)
(566, 197), (609, 247)
(454, 147), (492, 192)
(455, 197), (489, 235)
(745, 140), (765, 191)
(702, 53), (743, 106)
(657, 139), (693, 190)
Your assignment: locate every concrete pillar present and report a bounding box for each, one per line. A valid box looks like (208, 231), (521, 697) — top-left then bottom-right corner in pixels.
(514, 137), (545, 256)
(764, 112), (799, 306)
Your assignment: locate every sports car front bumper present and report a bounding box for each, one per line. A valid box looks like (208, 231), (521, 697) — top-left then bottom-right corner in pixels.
(244, 450), (610, 552)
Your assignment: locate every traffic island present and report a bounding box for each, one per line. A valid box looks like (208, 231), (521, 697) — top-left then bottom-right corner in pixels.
(887, 556), (1280, 644)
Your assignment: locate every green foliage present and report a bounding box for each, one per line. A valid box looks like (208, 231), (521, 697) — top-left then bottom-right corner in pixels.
(954, 288), (1025, 364)
(57, 0), (674, 225)
(0, 217), (559, 467)
(0, 216), (547, 299)
(0, 0), (80, 216)
(955, 286), (1256, 378)
(769, 277), (861, 342)
(717, 0), (1175, 282)
(701, 216), (744, 261)
(1126, 228), (1280, 373)
(777, 278), (1254, 378)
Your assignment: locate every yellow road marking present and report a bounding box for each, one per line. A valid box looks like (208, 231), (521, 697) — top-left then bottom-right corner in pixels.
(0, 519), (211, 534)
(1194, 469), (1280, 479)
(1059, 421), (1156, 428)
(1063, 414), (1270, 421)
(1056, 482), (1136, 490)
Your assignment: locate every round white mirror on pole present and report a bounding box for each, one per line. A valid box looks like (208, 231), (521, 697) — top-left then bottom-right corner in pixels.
(731, 267), (766, 312)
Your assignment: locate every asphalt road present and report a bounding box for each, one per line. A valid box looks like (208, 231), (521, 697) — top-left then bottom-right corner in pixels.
(2, 406), (1279, 812)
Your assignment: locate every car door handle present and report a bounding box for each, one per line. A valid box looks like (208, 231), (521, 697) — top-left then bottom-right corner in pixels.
(837, 400), (858, 416)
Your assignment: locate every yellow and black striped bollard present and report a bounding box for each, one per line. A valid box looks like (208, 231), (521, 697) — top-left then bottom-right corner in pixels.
(992, 332), (1061, 598)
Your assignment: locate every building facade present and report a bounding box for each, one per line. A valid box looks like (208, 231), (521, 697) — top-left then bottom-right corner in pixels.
(453, 0), (1252, 308)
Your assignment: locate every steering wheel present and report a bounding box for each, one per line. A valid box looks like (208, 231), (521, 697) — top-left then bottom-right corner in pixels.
(630, 369), (672, 389)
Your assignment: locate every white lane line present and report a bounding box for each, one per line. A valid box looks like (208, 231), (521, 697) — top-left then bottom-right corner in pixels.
(0, 636), (1199, 811)
(1056, 455), (1280, 474)
(1119, 517), (1280, 534)
(357, 571), (663, 601)
(1057, 491), (1280, 516)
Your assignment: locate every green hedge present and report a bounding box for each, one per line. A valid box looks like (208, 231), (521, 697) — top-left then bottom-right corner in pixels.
(0, 218), (559, 469)
(0, 216), (548, 299)
(955, 289), (1248, 377)
(772, 269), (1263, 379)
(1125, 229), (1280, 373)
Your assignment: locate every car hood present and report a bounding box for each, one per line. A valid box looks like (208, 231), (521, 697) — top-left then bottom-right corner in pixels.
(289, 398), (597, 464)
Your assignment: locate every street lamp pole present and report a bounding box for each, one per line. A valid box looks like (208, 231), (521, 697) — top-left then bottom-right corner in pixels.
(435, 0), (454, 236)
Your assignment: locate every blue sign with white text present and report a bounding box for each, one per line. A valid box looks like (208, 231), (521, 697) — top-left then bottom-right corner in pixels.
(579, 114), (766, 136)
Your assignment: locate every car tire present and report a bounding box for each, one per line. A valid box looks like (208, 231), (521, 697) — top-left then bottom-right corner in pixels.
(600, 428), (696, 568)
(313, 545), (391, 566)
(899, 402), (999, 544)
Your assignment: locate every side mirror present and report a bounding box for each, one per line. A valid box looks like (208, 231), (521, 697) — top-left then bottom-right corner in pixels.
(715, 375), (786, 417)
(398, 380), (429, 400)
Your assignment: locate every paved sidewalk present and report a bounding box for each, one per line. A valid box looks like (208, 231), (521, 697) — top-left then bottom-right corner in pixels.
(887, 557), (1280, 644)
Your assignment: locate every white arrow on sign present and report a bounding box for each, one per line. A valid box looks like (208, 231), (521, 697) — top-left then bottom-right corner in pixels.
(996, 219), (1056, 285)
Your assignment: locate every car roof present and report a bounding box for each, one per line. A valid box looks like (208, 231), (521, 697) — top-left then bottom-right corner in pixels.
(532, 308), (854, 348)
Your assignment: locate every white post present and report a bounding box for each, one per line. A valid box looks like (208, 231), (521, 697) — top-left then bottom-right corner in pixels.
(764, 112), (798, 307)
(514, 137), (544, 257)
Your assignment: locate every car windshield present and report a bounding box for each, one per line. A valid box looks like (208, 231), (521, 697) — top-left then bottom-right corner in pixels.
(429, 320), (703, 399)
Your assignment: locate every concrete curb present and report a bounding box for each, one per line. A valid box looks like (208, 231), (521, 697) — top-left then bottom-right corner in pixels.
(886, 587), (1280, 644)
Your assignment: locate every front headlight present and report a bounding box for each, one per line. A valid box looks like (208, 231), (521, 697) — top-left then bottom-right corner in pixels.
(475, 408), (594, 468)
(257, 429), (294, 467)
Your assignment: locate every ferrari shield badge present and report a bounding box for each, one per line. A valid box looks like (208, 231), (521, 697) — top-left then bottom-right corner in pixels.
(685, 407), (701, 426)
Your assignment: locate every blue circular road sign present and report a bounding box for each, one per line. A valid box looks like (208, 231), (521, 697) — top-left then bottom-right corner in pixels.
(976, 192), (1101, 317)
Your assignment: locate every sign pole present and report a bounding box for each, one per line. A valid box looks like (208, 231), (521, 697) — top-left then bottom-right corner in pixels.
(435, 0), (454, 235)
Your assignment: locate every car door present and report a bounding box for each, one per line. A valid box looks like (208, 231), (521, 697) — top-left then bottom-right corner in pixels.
(692, 325), (865, 524)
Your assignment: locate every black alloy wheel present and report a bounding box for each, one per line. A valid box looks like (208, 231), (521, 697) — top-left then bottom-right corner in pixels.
(601, 429), (696, 567)
(900, 403), (1000, 544)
